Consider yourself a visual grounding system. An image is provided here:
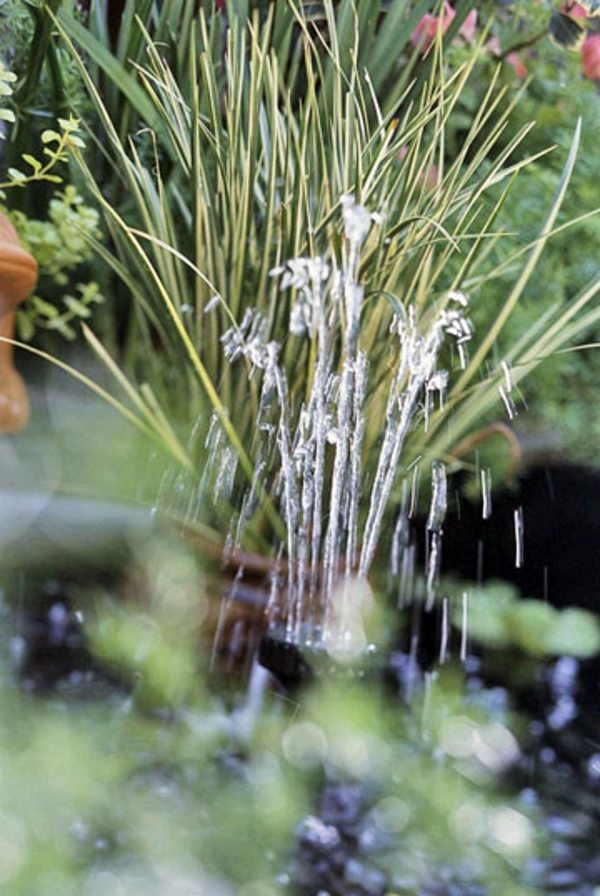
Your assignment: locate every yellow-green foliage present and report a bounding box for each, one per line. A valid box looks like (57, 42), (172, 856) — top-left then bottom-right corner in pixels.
(0, 61), (16, 135)
(9, 186), (99, 285)
(4, 186), (104, 341)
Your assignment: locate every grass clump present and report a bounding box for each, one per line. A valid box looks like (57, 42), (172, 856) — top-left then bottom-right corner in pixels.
(35, 2), (598, 586)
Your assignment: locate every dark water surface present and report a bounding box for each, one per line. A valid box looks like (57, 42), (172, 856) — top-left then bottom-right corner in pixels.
(5, 571), (600, 896)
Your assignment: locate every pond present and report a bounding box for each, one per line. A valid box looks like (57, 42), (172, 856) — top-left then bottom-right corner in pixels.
(2, 422), (599, 895)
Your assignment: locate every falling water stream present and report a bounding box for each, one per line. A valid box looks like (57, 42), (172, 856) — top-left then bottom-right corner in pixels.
(212, 196), (474, 660)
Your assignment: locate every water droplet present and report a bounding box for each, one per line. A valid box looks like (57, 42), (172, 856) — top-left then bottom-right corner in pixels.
(481, 467), (492, 519)
(514, 506), (524, 568)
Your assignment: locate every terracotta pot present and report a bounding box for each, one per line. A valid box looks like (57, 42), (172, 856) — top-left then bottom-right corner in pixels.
(183, 530), (373, 684)
(0, 212), (38, 432)
(184, 535), (274, 677)
(178, 528), (319, 680)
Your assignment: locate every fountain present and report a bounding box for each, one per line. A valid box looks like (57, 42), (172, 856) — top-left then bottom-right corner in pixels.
(200, 196), (475, 672)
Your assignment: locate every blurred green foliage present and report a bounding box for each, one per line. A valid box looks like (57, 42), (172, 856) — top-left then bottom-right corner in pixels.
(0, 533), (308, 894)
(0, 0), (89, 158)
(492, 76), (600, 462)
(451, 580), (600, 657)
(445, 3), (600, 462)
(0, 527), (545, 895)
(0, 679), (306, 894)
(295, 670), (540, 894)
(0, 600), (544, 894)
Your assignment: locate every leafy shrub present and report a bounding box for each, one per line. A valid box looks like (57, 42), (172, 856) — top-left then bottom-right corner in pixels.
(7, 186), (104, 341)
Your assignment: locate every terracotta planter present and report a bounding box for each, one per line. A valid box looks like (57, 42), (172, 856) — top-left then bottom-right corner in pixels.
(0, 212), (38, 432)
(184, 531), (380, 685)
(186, 535), (275, 677)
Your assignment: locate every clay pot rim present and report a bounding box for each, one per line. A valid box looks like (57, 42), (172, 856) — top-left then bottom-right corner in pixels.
(0, 212), (39, 304)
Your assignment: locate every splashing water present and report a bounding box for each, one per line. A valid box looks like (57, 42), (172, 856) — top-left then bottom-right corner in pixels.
(514, 506), (525, 569)
(209, 196), (473, 652)
(481, 467), (493, 520)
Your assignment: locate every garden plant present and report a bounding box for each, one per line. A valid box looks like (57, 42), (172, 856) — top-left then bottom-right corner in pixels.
(0, 1), (600, 893)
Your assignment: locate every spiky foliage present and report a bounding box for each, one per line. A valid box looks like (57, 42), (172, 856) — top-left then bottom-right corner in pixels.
(36, 2), (600, 571)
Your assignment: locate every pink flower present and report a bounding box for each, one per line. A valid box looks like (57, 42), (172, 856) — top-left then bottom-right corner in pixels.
(561, 1), (587, 19)
(506, 52), (528, 79)
(459, 9), (478, 43)
(582, 34), (600, 79)
(486, 36), (501, 56)
(411, 2), (456, 51)
(486, 37), (527, 78)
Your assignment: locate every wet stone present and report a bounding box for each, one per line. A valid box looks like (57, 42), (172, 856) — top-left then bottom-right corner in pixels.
(547, 868), (587, 889)
(296, 816), (342, 853)
(420, 880), (487, 896)
(581, 855), (600, 880)
(586, 753), (600, 779)
(523, 857), (550, 887)
(545, 814), (589, 841)
(343, 858), (386, 895)
(320, 783), (364, 829)
(550, 839), (580, 861)
(519, 787), (540, 808)
(216, 750), (249, 778)
(385, 651), (423, 697)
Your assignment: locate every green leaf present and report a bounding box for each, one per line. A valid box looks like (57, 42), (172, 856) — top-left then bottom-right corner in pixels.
(64, 296), (93, 318)
(78, 282), (104, 304)
(54, 8), (177, 162)
(66, 134), (86, 149)
(509, 600), (557, 657)
(21, 153), (42, 173)
(544, 608), (600, 657)
(46, 317), (77, 339)
(57, 116), (80, 131)
(302, 3), (326, 20)
(41, 129), (61, 144)
(453, 586), (514, 649)
(366, 290), (405, 317)
(451, 119), (583, 401)
(32, 296), (59, 319)
(369, 0), (430, 89)
(15, 310), (35, 342)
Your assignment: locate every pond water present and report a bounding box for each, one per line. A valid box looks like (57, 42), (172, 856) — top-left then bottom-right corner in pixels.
(2, 373), (599, 894)
(3, 557), (600, 896)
